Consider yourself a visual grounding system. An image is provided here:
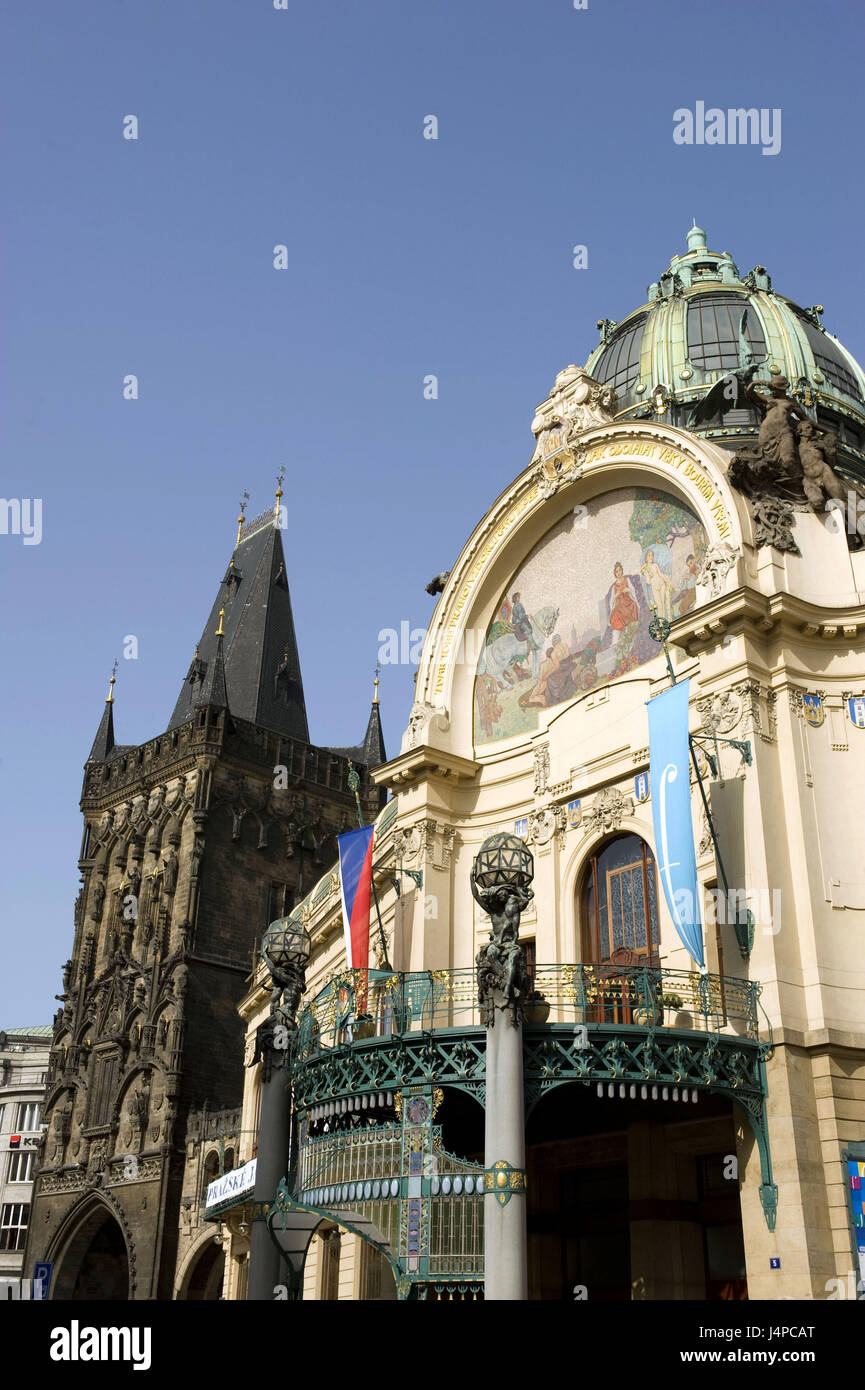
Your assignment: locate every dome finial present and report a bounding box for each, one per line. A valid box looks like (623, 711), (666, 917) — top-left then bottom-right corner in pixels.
(687, 221), (707, 253)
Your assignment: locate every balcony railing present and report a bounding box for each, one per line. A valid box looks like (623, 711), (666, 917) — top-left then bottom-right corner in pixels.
(294, 963), (762, 1059)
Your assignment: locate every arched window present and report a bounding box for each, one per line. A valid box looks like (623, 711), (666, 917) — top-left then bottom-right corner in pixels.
(579, 834), (660, 963)
(223, 1148), (235, 1175)
(201, 1150), (220, 1202)
(685, 294), (766, 374)
(795, 313), (863, 400)
(594, 317), (646, 407)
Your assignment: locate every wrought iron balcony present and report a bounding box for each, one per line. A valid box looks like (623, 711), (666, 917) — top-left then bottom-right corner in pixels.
(293, 962), (765, 1060)
(281, 961), (778, 1270)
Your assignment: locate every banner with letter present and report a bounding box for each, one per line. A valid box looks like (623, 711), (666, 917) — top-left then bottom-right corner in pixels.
(337, 824), (375, 1009)
(646, 679), (705, 969)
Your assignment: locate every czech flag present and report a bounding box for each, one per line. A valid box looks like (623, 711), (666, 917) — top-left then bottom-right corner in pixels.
(337, 825), (375, 989)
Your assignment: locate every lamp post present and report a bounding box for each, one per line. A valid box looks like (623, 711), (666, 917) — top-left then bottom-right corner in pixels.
(471, 833), (534, 1300)
(246, 915), (311, 1301)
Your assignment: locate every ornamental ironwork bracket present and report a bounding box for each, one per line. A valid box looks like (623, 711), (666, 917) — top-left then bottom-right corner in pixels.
(690, 731), (753, 770)
(717, 1052), (778, 1232)
(373, 864), (424, 898)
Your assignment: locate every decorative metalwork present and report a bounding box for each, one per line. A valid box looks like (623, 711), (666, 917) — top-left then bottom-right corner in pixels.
(471, 833), (534, 891)
(286, 964), (777, 1234)
(647, 607), (676, 683)
(471, 835), (535, 1027)
(374, 864), (424, 897)
(294, 963), (763, 1058)
(483, 1160), (526, 1206)
(254, 914), (311, 1076)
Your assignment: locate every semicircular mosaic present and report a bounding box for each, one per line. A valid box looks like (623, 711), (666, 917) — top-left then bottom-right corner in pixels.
(473, 486), (708, 745)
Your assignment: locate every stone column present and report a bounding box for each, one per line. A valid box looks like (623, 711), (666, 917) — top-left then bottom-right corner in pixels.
(246, 1029), (291, 1301)
(484, 1000), (528, 1300)
(471, 837), (534, 1302)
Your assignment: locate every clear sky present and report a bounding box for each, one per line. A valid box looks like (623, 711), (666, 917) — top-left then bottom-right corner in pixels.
(2, 0), (862, 1025)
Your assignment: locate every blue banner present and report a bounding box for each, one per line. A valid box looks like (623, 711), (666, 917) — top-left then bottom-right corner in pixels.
(646, 679), (705, 968)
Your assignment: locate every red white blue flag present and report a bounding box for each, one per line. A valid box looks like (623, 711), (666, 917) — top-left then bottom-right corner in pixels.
(337, 824), (375, 973)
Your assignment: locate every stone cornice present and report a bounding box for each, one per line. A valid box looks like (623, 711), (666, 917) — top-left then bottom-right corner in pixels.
(767, 1025), (865, 1054)
(670, 585), (865, 654)
(372, 745), (480, 789)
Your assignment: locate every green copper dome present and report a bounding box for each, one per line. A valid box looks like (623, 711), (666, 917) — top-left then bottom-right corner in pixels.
(584, 226), (865, 484)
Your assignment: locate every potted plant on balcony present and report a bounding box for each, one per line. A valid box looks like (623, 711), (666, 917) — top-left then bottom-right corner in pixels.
(524, 990), (550, 1024)
(633, 977), (663, 1027)
(660, 989), (683, 1023)
(352, 1013), (375, 1040)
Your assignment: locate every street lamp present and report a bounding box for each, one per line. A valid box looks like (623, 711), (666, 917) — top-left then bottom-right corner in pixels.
(471, 834), (534, 1028)
(247, 915), (312, 1302)
(261, 916), (311, 1026)
(471, 832), (534, 893)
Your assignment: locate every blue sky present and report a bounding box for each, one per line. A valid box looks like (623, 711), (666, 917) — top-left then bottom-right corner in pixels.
(2, 0), (862, 1025)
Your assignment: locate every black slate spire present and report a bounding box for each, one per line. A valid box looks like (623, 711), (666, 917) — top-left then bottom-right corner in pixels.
(361, 668), (386, 769)
(168, 511), (309, 741)
(87, 666), (117, 764)
(195, 621), (229, 713)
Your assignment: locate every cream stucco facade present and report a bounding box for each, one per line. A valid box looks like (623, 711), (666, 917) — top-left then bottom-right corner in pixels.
(225, 364), (864, 1302)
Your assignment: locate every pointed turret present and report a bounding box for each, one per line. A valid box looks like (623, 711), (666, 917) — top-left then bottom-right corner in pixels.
(195, 610), (229, 713)
(361, 667), (386, 769)
(168, 488), (309, 741)
(87, 665), (117, 763)
(328, 667), (387, 770)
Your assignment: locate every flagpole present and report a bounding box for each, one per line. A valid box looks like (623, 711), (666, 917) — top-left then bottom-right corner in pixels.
(347, 761), (392, 971)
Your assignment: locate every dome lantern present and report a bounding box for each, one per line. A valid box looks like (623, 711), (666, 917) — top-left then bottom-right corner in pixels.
(686, 220), (707, 253)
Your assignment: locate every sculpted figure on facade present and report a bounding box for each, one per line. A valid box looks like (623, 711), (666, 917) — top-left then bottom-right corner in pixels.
(91, 875), (106, 921)
(471, 868), (533, 1028)
(728, 375), (863, 553)
(162, 843), (179, 894)
(405, 701), (449, 750)
(696, 542), (740, 599)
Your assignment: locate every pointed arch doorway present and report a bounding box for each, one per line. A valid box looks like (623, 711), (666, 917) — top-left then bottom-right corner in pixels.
(51, 1202), (130, 1300)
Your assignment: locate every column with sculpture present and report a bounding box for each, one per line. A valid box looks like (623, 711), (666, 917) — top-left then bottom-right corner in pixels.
(246, 916), (311, 1301)
(471, 833), (534, 1301)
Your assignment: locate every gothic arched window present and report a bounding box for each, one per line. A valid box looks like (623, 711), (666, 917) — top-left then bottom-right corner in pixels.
(201, 1150), (219, 1201)
(579, 834), (660, 963)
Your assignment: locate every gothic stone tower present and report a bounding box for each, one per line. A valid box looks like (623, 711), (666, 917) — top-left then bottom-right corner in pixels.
(25, 505), (385, 1300)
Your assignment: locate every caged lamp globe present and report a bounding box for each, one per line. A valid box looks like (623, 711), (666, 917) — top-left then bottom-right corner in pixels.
(471, 832), (534, 892)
